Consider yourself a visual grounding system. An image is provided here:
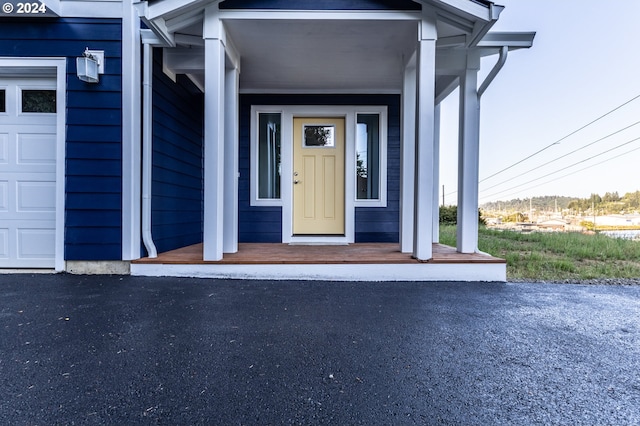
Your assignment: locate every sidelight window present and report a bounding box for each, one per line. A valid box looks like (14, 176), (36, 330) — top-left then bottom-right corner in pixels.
(257, 112), (281, 200)
(356, 114), (381, 200)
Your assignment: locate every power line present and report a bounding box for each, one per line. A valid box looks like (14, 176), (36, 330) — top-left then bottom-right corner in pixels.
(479, 135), (640, 200)
(479, 144), (640, 203)
(479, 120), (640, 193)
(478, 93), (640, 183)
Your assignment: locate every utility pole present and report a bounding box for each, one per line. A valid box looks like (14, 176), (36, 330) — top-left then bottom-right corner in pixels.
(442, 185), (445, 206)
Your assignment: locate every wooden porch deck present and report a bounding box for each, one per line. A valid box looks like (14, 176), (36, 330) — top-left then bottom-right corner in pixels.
(133, 243), (505, 265)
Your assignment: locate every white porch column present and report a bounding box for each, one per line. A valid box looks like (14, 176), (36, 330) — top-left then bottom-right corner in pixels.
(456, 51), (481, 253)
(203, 9), (226, 261)
(223, 65), (239, 254)
(400, 52), (417, 253)
(432, 103), (441, 243)
(413, 14), (437, 261)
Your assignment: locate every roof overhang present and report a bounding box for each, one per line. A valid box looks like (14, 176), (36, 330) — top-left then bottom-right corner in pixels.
(135, 0), (522, 93)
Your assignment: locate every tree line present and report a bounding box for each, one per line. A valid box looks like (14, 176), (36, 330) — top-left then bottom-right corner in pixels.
(481, 190), (640, 215)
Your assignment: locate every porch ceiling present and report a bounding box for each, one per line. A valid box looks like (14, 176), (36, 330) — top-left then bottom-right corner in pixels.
(171, 17), (470, 93)
(222, 19), (418, 93)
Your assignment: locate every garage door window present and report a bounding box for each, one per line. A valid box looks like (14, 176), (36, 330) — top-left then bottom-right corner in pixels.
(0, 89), (5, 113)
(22, 90), (56, 113)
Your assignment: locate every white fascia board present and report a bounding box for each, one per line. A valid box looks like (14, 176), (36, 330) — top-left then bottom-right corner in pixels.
(145, 0), (207, 20)
(420, 0), (492, 21)
(40, 0), (60, 15)
(217, 10), (422, 21)
(477, 32), (536, 49)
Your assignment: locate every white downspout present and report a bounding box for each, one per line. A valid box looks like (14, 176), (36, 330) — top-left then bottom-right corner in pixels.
(473, 45), (507, 255)
(142, 43), (157, 258)
(478, 46), (508, 98)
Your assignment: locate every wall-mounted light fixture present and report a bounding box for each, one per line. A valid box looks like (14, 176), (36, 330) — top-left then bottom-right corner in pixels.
(76, 48), (105, 83)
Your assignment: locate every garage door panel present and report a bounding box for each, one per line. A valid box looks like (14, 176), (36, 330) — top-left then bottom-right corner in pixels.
(0, 180), (7, 212)
(17, 133), (56, 165)
(0, 133), (7, 164)
(17, 180), (55, 212)
(17, 226), (55, 259)
(0, 75), (57, 268)
(0, 228), (8, 259)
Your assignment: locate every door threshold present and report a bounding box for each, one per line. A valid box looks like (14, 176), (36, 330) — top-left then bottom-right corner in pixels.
(288, 242), (349, 246)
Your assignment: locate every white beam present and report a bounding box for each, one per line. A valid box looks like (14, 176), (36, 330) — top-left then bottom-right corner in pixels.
(217, 10), (422, 21)
(456, 51), (481, 254)
(163, 47), (204, 73)
(400, 51), (417, 253)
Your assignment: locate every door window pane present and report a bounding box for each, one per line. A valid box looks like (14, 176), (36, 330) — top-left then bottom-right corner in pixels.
(22, 90), (56, 113)
(303, 125), (335, 147)
(356, 114), (380, 200)
(0, 90), (5, 113)
(258, 113), (281, 199)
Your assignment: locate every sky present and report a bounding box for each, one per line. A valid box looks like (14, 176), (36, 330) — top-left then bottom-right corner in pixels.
(438, 0), (640, 205)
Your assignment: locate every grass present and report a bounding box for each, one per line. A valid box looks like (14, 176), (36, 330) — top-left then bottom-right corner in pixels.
(439, 225), (640, 281)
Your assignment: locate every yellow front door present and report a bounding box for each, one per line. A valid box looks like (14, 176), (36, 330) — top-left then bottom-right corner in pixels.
(293, 117), (345, 235)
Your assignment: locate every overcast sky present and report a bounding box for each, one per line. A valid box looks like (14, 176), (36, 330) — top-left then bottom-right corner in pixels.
(438, 0), (640, 204)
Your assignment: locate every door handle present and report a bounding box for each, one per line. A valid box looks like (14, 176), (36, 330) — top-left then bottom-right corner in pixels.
(294, 180), (301, 184)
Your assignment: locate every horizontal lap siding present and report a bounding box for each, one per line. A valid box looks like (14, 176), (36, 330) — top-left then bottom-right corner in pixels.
(0, 18), (123, 260)
(239, 94), (400, 243)
(355, 95), (400, 242)
(151, 49), (204, 254)
(238, 96), (282, 242)
(220, 0), (420, 10)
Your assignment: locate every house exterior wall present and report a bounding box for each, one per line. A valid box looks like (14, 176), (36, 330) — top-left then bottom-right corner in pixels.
(0, 18), (123, 261)
(151, 49), (204, 254)
(239, 94), (401, 243)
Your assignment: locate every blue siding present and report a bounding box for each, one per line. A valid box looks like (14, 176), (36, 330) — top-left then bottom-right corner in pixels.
(0, 18), (123, 261)
(151, 48), (204, 254)
(239, 94), (401, 243)
(220, 0), (421, 10)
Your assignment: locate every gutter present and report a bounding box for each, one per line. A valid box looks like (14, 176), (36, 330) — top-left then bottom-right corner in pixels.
(467, 3), (504, 47)
(142, 43), (158, 258)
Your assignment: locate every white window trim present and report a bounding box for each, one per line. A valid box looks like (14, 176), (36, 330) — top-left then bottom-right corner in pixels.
(0, 57), (66, 271)
(250, 105), (388, 243)
(355, 107), (387, 208)
(250, 107), (284, 207)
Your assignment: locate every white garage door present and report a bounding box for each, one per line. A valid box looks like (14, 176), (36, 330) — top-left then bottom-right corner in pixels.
(0, 76), (57, 268)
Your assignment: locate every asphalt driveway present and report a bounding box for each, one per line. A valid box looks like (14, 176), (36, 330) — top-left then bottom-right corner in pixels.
(1, 274), (639, 425)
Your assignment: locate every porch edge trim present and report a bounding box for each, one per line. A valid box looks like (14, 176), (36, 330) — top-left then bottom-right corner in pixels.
(131, 263), (506, 282)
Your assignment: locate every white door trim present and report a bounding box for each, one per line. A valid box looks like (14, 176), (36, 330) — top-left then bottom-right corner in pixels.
(250, 104), (388, 244)
(0, 58), (66, 271)
(284, 107), (354, 244)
